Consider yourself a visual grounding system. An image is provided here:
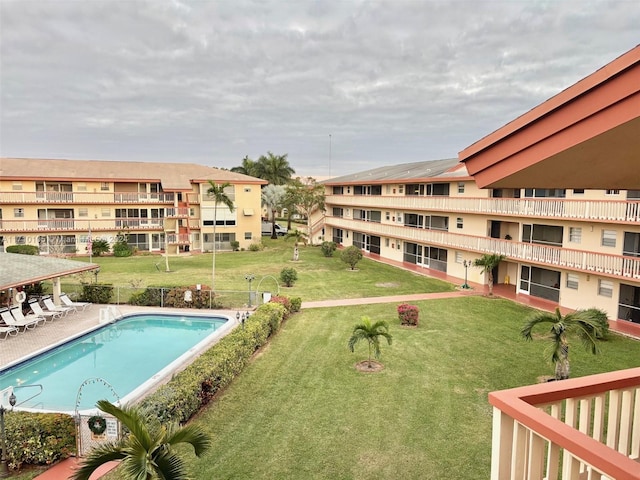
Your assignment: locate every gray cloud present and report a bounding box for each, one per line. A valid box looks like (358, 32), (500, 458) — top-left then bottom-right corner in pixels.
(1, 0), (638, 176)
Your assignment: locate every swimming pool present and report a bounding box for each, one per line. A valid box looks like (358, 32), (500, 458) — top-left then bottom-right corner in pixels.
(0, 313), (233, 413)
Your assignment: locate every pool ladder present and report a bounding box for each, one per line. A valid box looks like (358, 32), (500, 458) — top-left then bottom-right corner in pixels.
(99, 306), (123, 324)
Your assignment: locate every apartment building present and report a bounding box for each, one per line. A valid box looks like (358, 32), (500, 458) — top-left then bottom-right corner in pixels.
(0, 158), (267, 255)
(316, 157), (640, 324)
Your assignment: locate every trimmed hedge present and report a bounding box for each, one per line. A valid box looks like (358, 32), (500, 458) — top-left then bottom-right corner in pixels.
(139, 301), (287, 424)
(81, 284), (113, 304)
(6, 245), (39, 255)
(5, 412), (76, 471)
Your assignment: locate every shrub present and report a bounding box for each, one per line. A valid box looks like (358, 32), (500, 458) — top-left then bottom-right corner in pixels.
(269, 295), (292, 316)
(320, 241), (337, 257)
(397, 303), (419, 326)
(165, 285), (219, 309)
(81, 284), (113, 304)
(6, 411), (76, 471)
(91, 239), (110, 256)
(280, 267), (298, 287)
(341, 246), (363, 270)
(230, 240), (240, 251)
(289, 296), (302, 312)
(6, 245), (39, 255)
(248, 242), (263, 251)
(112, 232), (133, 257)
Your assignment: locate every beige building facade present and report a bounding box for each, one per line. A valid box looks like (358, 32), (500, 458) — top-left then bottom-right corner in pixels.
(0, 158), (266, 255)
(315, 158), (640, 324)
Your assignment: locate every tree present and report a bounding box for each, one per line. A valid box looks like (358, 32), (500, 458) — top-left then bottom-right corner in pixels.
(288, 177), (325, 244)
(256, 152), (295, 185)
(206, 181), (234, 291)
(473, 253), (506, 295)
(348, 316), (392, 368)
(71, 400), (210, 480)
(521, 307), (609, 380)
(285, 229), (307, 261)
(231, 155), (260, 177)
(341, 246), (363, 270)
(280, 267), (298, 287)
(261, 184), (287, 239)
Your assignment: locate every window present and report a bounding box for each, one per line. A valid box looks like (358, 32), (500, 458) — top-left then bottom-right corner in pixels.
(14, 208), (24, 218)
(244, 232), (252, 240)
(601, 230), (616, 247)
(458, 182), (465, 194)
(398, 185), (404, 194)
(77, 183), (87, 192)
(101, 208), (111, 217)
(100, 182), (109, 191)
(573, 189), (584, 194)
(12, 182), (22, 191)
(566, 273), (579, 290)
(569, 227), (582, 243)
(332, 186), (344, 195)
(623, 232), (640, 257)
(455, 252), (463, 263)
(605, 189), (620, 195)
(78, 208), (88, 217)
(456, 218), (463, 229)
(385, 238), (390, 247)
(332, 207), (344, 217)
(523, 188), (566, 198)
(598, 280), (613, 298)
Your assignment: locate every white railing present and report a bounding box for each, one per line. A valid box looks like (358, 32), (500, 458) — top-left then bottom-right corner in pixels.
(325, 195), (640, 223)
(166, 233), (191, 244)
(325, 217), (640, 279)
(0, 191), (175, 204)
(0, 218), (165, 232)
(165, 207), (191, 217)
(489, 367), (640, 479)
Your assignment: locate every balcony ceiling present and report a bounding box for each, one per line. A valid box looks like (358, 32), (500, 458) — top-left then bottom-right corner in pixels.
(460, 46), (640, 191)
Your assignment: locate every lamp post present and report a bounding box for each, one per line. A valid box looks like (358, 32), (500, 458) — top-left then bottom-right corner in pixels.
(1, 392), (16, 478)
(236, 311), (248, 329)
(462, 260), (471, 289)
(245, 274), (255, 307)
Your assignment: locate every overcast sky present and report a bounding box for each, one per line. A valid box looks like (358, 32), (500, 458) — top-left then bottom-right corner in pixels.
(1, 0), (638, 177)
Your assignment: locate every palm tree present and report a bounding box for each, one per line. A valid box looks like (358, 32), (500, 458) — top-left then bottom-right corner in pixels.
(231, 155), (260, 177)
(261, 184), (286, 239)
(473, 253), (506, 295)
(207, 181), (234, 292)
(71, 400), (210, 480)
(348, 316), (393, 368)
(257, 152), (295, 185)
(521, 307), (609, 380)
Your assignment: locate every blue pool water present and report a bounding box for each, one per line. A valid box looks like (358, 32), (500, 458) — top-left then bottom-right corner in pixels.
(0, 313), (230, 412)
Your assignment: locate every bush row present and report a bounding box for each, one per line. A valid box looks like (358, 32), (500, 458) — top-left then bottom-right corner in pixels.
(5, 412), (76, 471)
(138, 297), (299, 424)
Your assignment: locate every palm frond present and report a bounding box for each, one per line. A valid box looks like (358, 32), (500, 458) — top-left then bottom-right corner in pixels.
(70, 442), (126, 480)
(165, 424), (211, 457)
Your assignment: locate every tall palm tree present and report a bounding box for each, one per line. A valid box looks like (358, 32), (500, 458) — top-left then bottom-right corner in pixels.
(348, 316), (393, 368)
(207, 181), (234, 292)
(71, 400), (210, 480)
(231, 155), (260, 177)
(473, 253), (506, 295)
(521, 307), (609, 380)
(257, 152), (295, 185)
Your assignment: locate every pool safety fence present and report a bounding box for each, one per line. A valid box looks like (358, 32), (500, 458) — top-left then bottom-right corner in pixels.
(58, 286), (274, 310)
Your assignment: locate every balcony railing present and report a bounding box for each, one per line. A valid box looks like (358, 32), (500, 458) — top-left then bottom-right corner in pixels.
(0, 191), (176, 204)
(0, 218), (165, 232)
(325, 195), (640, 223)
(489, 367), (640, 479)
(324, 217), (640, 280)
(166, 234), (191, 244)
(165, 207), (191, 217)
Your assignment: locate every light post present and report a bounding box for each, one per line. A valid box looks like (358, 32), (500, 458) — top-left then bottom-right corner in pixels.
(245, 274), (255, 307)
(236, 311), (249, 329)
(462, 260), (471, 289)
(0, 392), (16, 478)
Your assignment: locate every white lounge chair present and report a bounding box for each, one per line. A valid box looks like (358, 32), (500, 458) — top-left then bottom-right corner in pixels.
(0, 310), (19, 338)
(1, 307), (40, 330)
(11, 306), (45, 327)
(43, 297), (75, 316)
(29, 299), (62, 321)
(60, 293), (91, 311)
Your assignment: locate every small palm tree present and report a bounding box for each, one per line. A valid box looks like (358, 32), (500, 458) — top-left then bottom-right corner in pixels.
(521, 307), (609, 380)
(473, 253), (506, 295)
(348, 316), (392, 368)
(207, 181), (234, 291)
(72, 400), (210, 480)
(285, 229), (307, 261)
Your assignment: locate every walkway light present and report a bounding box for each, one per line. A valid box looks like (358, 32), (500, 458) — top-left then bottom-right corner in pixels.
(462, 260), (471, 289)
(0, 393), (17, 478)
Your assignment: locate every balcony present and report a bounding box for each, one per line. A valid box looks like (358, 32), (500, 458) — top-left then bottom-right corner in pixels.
(324, 217), (640, 280)
(489, 367), (640, 479)
(325, 195), (640, 224)
(166, 233), (190, 245)
(165, 207), (191, 217)
(0, 191), (175, 204)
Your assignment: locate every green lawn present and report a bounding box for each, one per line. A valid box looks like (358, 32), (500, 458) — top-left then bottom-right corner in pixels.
(60, 238), (455, 302)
